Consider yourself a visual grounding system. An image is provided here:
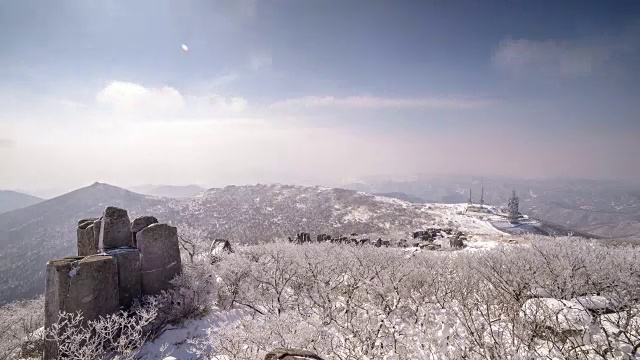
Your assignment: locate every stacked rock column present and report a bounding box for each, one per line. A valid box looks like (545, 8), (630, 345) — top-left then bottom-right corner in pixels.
(45, 207), (182, 359)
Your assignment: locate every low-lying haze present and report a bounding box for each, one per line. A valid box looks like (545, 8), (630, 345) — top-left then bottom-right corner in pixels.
(1, 0), (639, 193)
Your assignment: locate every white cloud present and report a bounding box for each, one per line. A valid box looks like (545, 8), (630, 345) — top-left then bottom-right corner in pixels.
(270, 95), (491, 110)
(492, 38), (611, 77)
(96, 81), (186, 115)
(96, 81), (249, 117)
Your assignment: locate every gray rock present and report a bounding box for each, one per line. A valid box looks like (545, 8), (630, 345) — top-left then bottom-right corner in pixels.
(106, 248), (142, 308)
(131, 216), (158, 233)
(93, 218), (102, 246)
(210, 239), (233, 257)
(131, 216), (158, 247)
(44, 255), (119, 359)
(137, 223), (182, 295)
(99, 206), (133, 249)
(104, 206), (128, 219)
(449, 237), (465, 249)
(264, 348), (324, 360)
(77, 223), (99, 256)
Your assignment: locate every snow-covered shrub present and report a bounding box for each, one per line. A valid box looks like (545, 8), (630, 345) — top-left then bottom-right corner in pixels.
(45, 300), (157, 360)
(149, 253), (220, 333)
(176, 223), (212, 264)
(198, 238), (640, 360)
(215, 253), (253, 310)
(0, 296), (44, 360)
(191, 312), (327, 360)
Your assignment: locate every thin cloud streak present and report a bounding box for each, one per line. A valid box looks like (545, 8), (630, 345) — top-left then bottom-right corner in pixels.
(270, 95), (493, 110)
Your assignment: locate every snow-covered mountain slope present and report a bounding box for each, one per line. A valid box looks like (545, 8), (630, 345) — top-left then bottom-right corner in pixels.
(0, 183), (524, 305)
(160, 184), (510, 243)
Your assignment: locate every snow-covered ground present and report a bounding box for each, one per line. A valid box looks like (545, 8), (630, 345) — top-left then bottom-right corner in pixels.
(418, 203), (511, 244)
(139, 308), (248, 360)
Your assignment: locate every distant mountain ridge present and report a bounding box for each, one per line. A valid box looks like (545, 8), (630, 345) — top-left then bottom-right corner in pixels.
(0, 181), (591, 305)
(128, 184), (206, 198)
(0, 190), (42, 214)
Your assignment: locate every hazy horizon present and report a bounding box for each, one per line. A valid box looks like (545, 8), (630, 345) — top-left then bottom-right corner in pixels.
(2, 1), (640, 192)
(9, 173), (640, 200)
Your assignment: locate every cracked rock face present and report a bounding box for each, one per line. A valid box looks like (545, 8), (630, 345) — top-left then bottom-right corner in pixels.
(44, 255), (119, 359)
(106, 248), (141, 309)
(137, 223), (182, 295)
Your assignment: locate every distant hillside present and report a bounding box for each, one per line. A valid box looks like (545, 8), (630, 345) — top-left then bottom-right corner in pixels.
(374, 192), (425, 204)
(164, 184), (439, 241)
(0, 182), (164, 304)
(128, 184), (205, 198)
(344, 177), (640, 238)
(0, 190), (42, 214)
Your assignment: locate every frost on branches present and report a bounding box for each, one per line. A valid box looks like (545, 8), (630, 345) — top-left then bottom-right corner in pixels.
(198, 238), (640, 360)
(4, 236), (640, 360)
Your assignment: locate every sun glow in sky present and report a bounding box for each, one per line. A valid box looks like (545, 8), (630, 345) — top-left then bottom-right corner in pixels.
(1, 0), (639, 192)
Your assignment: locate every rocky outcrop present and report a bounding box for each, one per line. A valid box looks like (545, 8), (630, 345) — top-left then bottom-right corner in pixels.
(295, 232), (311, 243)
(317, 234), (332, 242)
(44, 207), (182, 360)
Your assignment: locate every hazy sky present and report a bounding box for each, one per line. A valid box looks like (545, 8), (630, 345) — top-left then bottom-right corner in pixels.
(1, 0), (639, 193)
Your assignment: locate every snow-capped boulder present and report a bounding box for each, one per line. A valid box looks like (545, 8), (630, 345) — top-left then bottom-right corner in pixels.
(210, 239), (233, 258)
(574, 295), (621, 313)
(264, 348), (324, 360)
(521, 298), (592, 332)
